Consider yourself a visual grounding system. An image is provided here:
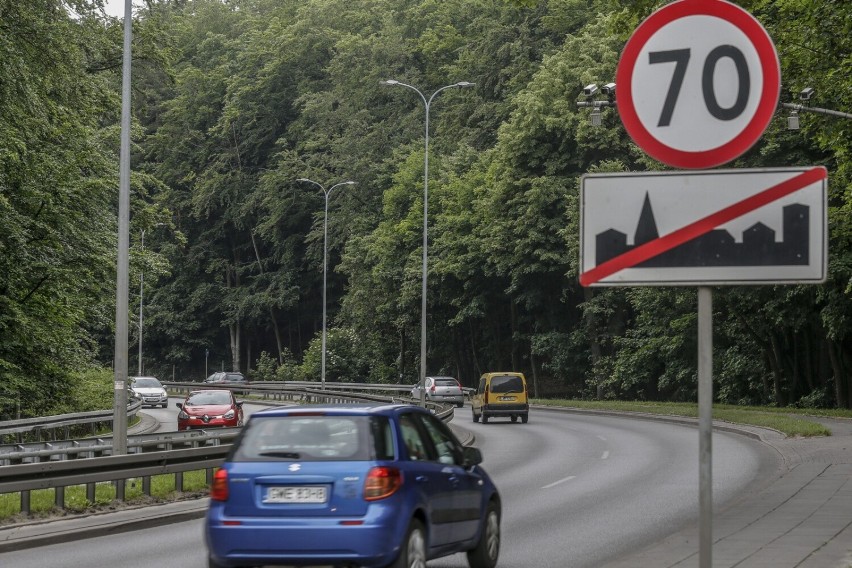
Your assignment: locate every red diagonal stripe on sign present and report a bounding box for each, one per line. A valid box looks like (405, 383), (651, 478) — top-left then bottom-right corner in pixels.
(580, 167), (827, 286)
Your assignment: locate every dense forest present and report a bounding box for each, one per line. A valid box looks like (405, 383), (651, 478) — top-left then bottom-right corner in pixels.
(1, 0), (850, 419)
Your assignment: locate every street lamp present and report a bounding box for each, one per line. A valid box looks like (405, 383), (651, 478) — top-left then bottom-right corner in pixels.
(297, 178), (356, 391)
(381, 79), (475, 406)
(112, 0), (134, 458)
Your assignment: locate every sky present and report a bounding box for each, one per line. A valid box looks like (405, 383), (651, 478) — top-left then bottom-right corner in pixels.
(103, 0), (139, 18)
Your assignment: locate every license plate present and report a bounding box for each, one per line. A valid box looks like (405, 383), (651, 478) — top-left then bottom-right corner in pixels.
(264, 485), (328, 504)
(499, 396), (515, 401)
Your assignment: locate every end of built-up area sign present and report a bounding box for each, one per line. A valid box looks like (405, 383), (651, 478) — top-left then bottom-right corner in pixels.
(579, 167), (827, 287)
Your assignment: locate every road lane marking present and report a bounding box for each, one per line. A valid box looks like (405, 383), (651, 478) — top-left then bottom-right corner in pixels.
(601, 451), (610, 460)
(542, 476), (576, 489)
(597, 435), (607, 441)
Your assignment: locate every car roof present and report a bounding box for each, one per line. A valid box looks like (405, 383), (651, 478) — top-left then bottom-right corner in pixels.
(250, 403), (426, 419)
(131, 376), (160, 381)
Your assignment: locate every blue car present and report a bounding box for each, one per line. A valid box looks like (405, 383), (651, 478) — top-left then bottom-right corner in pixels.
(205, 403), (501, 568)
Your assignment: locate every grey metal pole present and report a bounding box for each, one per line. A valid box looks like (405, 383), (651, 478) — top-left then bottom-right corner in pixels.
(297, 179), (355, 391)
(111, 0), (132, 457)
(698, 286), (713, 568)
(138, 230), (145, 377)
(381, 80), (474, 407)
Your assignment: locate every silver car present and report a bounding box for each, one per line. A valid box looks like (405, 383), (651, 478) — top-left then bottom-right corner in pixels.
(129, 376), (169, 408)
(410, 376), (465, 407)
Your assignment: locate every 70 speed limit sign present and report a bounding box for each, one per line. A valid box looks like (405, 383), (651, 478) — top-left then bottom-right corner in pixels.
(616, 0), (780, 169)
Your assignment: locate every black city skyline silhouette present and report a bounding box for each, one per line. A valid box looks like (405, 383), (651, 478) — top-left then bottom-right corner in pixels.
(595, 193), (809, 267)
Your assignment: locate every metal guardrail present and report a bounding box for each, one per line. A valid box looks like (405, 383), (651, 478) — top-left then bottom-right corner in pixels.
(0, 446), (230, 512)
(0, 428), (241, 466)
(0, 387), (453, 515)
(0, 400), (143, 445)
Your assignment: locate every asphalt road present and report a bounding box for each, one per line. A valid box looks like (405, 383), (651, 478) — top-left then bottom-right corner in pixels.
(0, 405), (777, 568)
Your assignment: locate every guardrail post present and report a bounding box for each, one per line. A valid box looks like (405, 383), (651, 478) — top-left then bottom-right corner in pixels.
(20, 490), (30, 514)
(142, 476), (151, 496)
(55, 486), (64, 508)
(176, 471), (184, 492)
(87, 482), (95, 503)
(115, 479), (125, 501)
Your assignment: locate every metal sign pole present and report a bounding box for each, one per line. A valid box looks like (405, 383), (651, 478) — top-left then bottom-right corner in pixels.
(698, 286), (713, 567)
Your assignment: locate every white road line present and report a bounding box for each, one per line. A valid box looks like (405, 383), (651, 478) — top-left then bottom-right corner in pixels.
(542, 476), (576, 489)
(597, 435), (607, 441)
(601, 450), (610, 460)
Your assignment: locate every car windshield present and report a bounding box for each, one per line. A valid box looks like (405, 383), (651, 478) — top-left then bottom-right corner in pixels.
(232, 415), (391, 462)
(187, 391), (232, 405)
(489, 375), (524, 393)
(133, 378), (161, 388)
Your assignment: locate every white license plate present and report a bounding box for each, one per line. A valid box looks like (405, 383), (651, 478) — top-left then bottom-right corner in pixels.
(499, 396), (515, 401)
(264, 485), (328, 504)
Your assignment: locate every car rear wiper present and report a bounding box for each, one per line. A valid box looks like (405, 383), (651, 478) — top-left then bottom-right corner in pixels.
(258, 451), (302, 459)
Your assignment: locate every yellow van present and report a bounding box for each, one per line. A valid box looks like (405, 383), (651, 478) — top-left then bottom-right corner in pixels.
(471, 372), (529, 424)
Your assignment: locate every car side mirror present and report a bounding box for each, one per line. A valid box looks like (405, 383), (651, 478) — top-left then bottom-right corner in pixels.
(236, 401), (244, 407)
(176, 403), (183, 409)
(462, 446), (483, 468)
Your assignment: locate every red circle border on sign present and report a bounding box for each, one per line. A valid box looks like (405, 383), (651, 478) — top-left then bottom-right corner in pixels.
(615, 0), (780, 169)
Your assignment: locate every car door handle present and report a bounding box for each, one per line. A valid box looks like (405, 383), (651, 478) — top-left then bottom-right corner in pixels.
(415, 475), (428, 483)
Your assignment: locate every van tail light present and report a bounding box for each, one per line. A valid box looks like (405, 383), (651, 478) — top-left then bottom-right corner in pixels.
(364, 466), (402, 501)
(210, 468), (229, 501)
(430, 384), (436, 393)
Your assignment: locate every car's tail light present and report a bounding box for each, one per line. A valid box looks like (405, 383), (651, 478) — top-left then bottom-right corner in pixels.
(210, 468), (229, 501)
(430, 384), (436, 393)
(364, 467), (402, 501)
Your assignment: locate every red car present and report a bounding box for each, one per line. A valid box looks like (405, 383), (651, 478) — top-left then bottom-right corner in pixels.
(176, 389), (244, 430)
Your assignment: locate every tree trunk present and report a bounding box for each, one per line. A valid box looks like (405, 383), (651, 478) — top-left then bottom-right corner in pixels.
(510, 301), (519, 371)
(399, 326), (406, 383)
(530, 348), (539, 399)
(230, 320), (241, 372)
(583, 288), (604, 399)
(469, 320), (481, 378)
(827, 339), (848, 409)
(768, 334), (787, 406)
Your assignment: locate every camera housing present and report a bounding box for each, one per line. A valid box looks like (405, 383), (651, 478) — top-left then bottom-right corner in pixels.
(583, 83), (598, 97)
(601, 82), (616, 96)
(799, 87), (814, 101)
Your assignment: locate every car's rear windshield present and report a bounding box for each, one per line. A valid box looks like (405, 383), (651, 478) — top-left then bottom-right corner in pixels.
(133, 378), (162, 388)
(489, 375), (524, 393)
(434, 379), (458, 387)
(231, 415), (394, 462)
(187, 391), (231, 405)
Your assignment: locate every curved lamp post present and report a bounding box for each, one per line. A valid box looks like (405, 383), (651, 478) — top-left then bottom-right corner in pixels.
(297, 178), (356, 391)
(381, 79), (474, 406)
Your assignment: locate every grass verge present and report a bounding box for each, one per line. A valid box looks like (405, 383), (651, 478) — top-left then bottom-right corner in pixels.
(0, 470), (209, 524)
(530, 399), (852, 437)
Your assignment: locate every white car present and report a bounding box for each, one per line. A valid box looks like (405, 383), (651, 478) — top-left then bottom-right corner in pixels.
(129, 376), (169, 408)
(410, 376), (465, 407)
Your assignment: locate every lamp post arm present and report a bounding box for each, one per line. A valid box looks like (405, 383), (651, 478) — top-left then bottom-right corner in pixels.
(781, 102), (852, 120)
